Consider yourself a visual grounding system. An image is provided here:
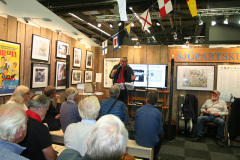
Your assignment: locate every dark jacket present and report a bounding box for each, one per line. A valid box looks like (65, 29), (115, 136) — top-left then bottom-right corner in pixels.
(228, 98), (240, 140)
(109, 64), (134, 83)
(182, 94), (198, 123)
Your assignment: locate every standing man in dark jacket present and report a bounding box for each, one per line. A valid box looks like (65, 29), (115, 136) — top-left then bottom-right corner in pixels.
(109, 57), (136, 105)
(99, 85), (129, 125)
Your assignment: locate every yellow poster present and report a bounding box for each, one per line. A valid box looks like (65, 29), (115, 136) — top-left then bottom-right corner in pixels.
(0, 40), (20, 96)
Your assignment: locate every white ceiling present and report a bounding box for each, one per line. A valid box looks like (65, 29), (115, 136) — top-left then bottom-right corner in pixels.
(0, 0), (98, 46)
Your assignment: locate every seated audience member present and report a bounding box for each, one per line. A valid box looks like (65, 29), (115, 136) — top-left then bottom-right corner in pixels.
(134, 92), (163, 160)
(43, 86), (61, 131)
(20, 94), (58, 160)
(0, 104), (28, 160)
(60, 87), (82, 133)
(6, 85), (30, 111)
(64, 96), (100, 156)
(192, 90), (228, 147)
(58, 115), (128, 160)
(99, 85), (129, 125)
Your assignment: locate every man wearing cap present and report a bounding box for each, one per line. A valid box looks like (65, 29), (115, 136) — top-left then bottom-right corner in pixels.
(192, 90), (228, 147)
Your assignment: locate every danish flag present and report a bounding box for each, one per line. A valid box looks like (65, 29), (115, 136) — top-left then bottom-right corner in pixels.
(158, 0), (173, 18)
(140, 9), (152, 31)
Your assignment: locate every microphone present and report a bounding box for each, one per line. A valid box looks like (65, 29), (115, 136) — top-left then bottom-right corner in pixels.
(116, 64), (122, 69)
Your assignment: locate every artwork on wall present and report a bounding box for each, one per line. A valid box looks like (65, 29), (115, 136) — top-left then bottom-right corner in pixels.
(0, 40), (21, 96)
(56, 41), (69, 59)
(176, 65), (215, 91)
(103, 58), (121, 88)
(31, 35), (50, 61)
(31, 63), (50, 88)
(73, 48), (81, 68)
(85, 50), (93, 69)
(72, 69), (82, 84)
(55, 61), (67, 90)
(84, 70), (92, 82)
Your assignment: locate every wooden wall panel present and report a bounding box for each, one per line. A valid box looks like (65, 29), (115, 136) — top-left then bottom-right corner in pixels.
(0, 16), (7, 40)
(50, 31), (57, 86)
(7, 16), (17, 42)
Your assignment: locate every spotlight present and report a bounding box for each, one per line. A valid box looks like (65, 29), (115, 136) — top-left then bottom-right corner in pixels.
(156, 22), (161, 26)
(223, 17), (228, 24)
(211, 20), (216, 26)
(118, 22), (122, 26)
(146, 29), (150, 33)
(199, 19), (203, 25)
(173, 32), (177, 40)
(110, 24), (113, 28)
(131, 22), (134, 27)
(98, 23), (101, 27)
(129, 7), (133, 10)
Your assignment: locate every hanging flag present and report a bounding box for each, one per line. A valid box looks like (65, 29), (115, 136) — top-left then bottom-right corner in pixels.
(125, 24), (131, 39)
(117, 0), (128, 21)
(140, 9), (152, 31)
(158, 0), (173, 19)
(186, 0), (197, 17)
(102, 40), (108, 55)
(113, 34), (119, 51)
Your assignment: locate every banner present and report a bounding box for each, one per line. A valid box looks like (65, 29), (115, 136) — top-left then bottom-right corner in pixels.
(113, 34), (119, 51)
(102, 40), (108, 55)
(140, 9), (152, 31)
(169, 48), (240, 63)
(0, 40), (20, 96)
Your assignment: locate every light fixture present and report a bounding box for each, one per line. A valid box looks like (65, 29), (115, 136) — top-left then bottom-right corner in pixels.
(239, 20), (240, 24)
(118, 22), (122, 26)
(131, 38), (138, 41)
(110, 24), (113, 28)
(69, 13), (84, 21)
(98, 23), (101, 27)
(223, 16), (229, 24)
(198, 14), (203, 25)
(211, 20), (216, 26)
(56, 30), (62, 35)
(173, 32), (177, 40)
(156, 22), (161, 26)
(146, 29), (150, 33)
(129, 7), (133, 10)
(131, 22), (134, 27)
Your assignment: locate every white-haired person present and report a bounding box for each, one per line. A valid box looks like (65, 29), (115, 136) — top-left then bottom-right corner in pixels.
(58, 114), (128, 160)
(60, 87), (82, 133)
(0, 104), (28, 160)
(6, 85), (30, 111)
(19, 94), (58, 160)
(64, 96), (100, 157)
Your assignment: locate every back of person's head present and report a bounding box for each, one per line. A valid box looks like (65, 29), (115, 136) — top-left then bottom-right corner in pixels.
(9, 85), (29, 104)
(86, 115), (128, 160)
(27, 94), (50, 110)
(147, 92), (158, 105)
(78, 96), (100, 120)
(65, 87), (78, 100)
(44, 86), (56, 97)
(0, 104), (27, 142)
(110, 85), (120, 97)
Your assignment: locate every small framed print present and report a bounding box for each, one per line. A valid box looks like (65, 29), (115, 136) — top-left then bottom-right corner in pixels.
(85, 50), (93, 69)
(72, 69), (82, 84)
(31, 63), (50, 88)
(73, 48), (81, 68)
(56, 41), (69, 59)
(84, 70), (92, 82)
(31, 35), (50, 62)
(55, 61), (67, 90)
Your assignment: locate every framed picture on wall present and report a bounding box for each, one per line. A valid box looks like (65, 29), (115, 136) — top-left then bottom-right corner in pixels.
(0, 40), (21, 96)
(55, 61), (67, 90)
(84, 70), (92, 82)
(176, 65), (215, 91)
(31, 63), (50, 88)
(31, 35), (50, 61)
(56, 41), (69, 59)
(73, 48), (81, 68)
(85, 50), (93, 69)
(72, 69), (82, 84)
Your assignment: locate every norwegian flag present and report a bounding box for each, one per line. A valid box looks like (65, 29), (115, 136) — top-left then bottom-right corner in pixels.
(113, 34), (119, 51)
(158, 0), (173, 18)
(140, 9), (152, 31)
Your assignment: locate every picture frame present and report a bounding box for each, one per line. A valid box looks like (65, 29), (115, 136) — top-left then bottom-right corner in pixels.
(176, 65), (215, 91)
(31, 35), (50, 61)
(85, 50), (93, 69)
(84, 70), (92, 82)
(31, 63), (50, 88)
(72, 69), (82, 84)
(73, 48), (81, 68)
(0, 40), (21, 96)
(56, 40), (69, 59)
(55, 61), (67, 90)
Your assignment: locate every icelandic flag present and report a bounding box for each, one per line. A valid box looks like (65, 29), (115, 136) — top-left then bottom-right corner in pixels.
(125, 24), (131, 39)
(102, 40), (108, 55)
(113, 34), (119, 51)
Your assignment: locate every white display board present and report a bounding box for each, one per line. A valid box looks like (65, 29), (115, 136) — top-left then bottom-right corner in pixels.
(103, 58), (120, 88)
(217, 65), (240, 102)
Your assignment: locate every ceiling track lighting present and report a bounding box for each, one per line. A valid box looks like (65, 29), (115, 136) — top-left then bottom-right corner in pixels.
(131, 22), (134, 27)
(109, 24), (113, 28)
(118, 22), (122, 26)
(211, 19), (216, 26)
(223, 16), (229, 24)
(98, 23), (101, 27)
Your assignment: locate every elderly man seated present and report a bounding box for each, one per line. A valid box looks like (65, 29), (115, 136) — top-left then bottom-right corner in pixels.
(192, 90), (228, 147)
(0, 104), (28, 160)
